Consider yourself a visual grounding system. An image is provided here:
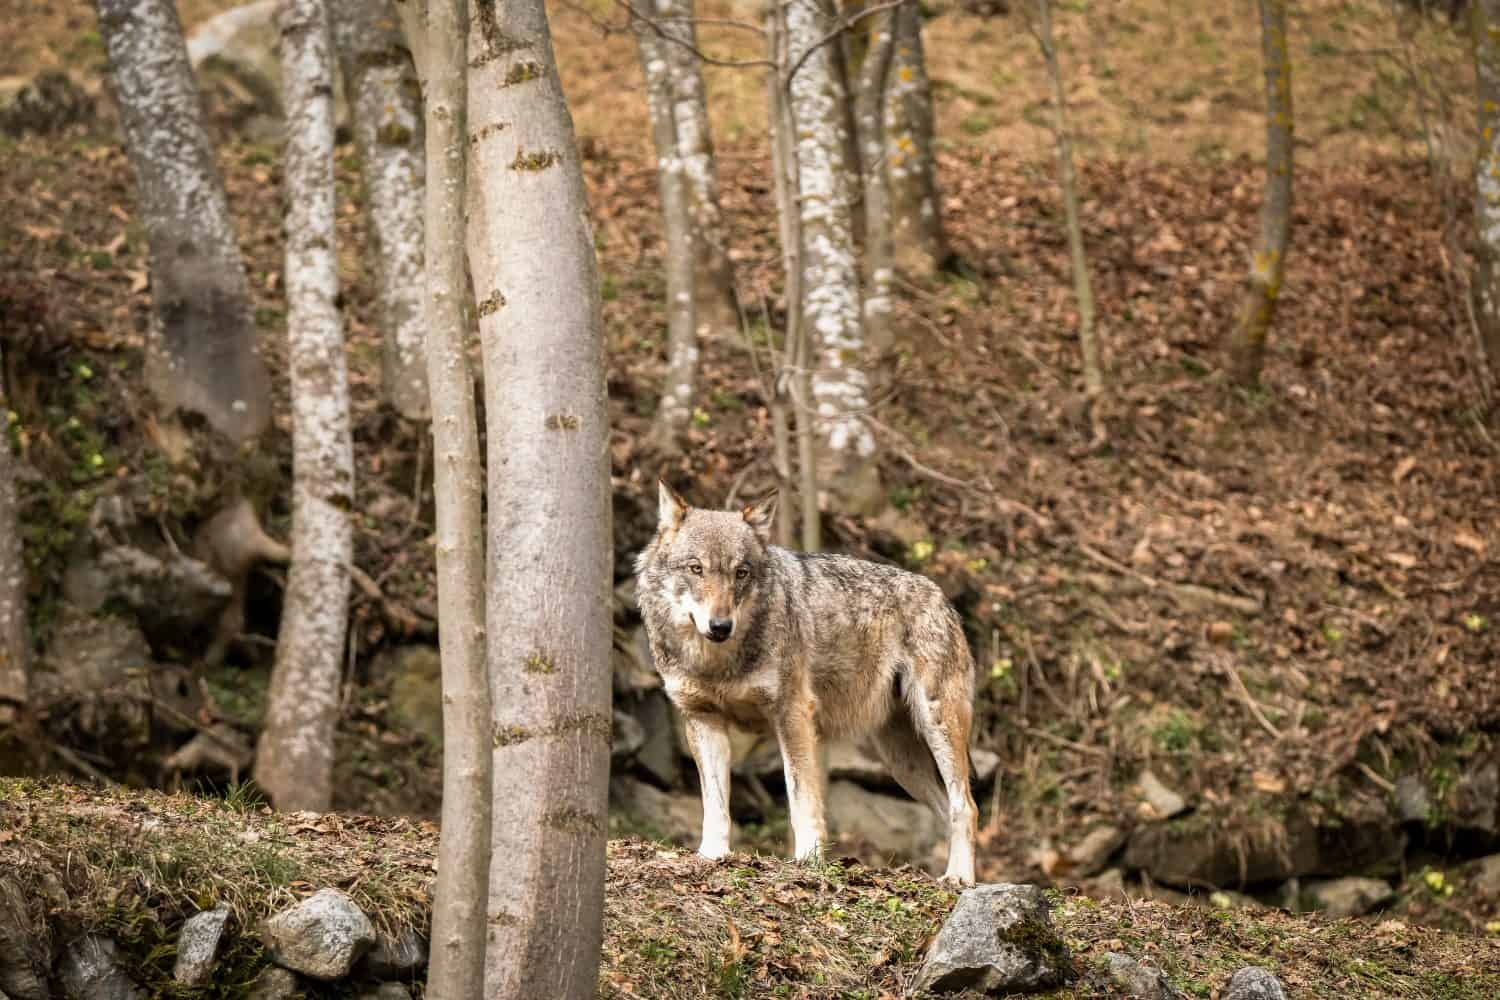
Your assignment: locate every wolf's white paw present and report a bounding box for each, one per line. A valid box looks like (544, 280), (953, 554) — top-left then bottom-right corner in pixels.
(698, 842), (731, 861)
(940, 868), (976, 888)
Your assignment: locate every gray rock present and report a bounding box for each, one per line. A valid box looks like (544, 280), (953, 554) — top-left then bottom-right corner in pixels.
(611, 776), (731, 848)
(612, 625), (660, 694)
(828, 781), (945, 862)
(261, 889), (376, 980)
(376, 646), (442, 746)
(58, 937), (142, 1000)
(173, 906), (231, 985)
(1225, 967), (1289, 1000)
(971, 747), (1002, 786)
(1068, 824), (1126, 877)
(1453, 756), (1499, 836)
(1395, 774), (1429, 824)
(628, 690), (679, 788)
(39, 613), (152, 694)
(1137, 770), (1187, 820)
(358, 986), (410, 1000)
(612, 710), (646, 759)
(0, 878), (48, 1000)
(1100, 952), (1185, 1000)
(87, 546), (233, 638)
(828, 743), (889, 785)
(915, 883), (1072, 995)
(360, 928), (427, 979)
(1302, 877), (1393, 918)
(1474, 853), (1500, 895)
(246, 967), (301, 1000)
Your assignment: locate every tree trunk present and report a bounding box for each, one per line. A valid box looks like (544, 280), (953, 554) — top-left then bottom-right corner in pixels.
(785, 0), (881, 518)
(659, 0), (739, 339)
(0, 346), (28, 719)
(330, 0), (430, 420)
(885, 0), (947, 278)
(635, 7), (698, 445)
(255, 0), (354, 814)
(854, 7), (896, 357)
(404, 0), (495, 996)
(1228, 0), (1293, 388)
(1033, 0), (1101, 395)
(1472, 0), (1500, 376)
(93, 0), (270, 446)
(465, 0), (612, 995)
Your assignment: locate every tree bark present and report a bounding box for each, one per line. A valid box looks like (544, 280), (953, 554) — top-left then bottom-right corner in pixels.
(853, 7), (896, 357)
(635, 6), (698, 444)
(404, 0), (495, 996)
(465, 1), (612, 995)
(1472, 0), (1500, 377)
(785, 0), (881, 518)
(93, 0), (270, 446)
(1228, 0), (1293, 388)
(1033, 0), (1101, 395)
(255, 0), (354, 814)
(330, 0), (430, 420)
(885, 0), (947, 278)
(0, 346), (28, 719)
(660, 0), (740, 339)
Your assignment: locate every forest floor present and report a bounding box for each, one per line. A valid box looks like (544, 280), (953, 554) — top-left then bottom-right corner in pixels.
(2, 0), (1499, 954)
(4, 779), (1498, 999)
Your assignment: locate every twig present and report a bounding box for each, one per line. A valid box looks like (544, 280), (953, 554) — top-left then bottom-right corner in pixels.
(1074, 541), (1262, 616)
(1020, 725), (1109, 757)
(51, 742), (119, 786)
(1217, 656), (1282, 740)
(349, 562), (435, 635)
(782, 0), (906, 90)
(1354, 761), (1396, 795)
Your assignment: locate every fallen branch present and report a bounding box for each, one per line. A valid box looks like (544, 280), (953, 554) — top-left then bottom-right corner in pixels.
(1217, 655), (1282, 740)
(349, 563), (435, 636)
(1074, 541), (1262, 616)
(1020, 724), (1109, 758)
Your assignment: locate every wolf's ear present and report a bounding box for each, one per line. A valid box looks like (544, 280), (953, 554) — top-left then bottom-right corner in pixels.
(741, 491), (778, 543)
(658, 480), (689, 532)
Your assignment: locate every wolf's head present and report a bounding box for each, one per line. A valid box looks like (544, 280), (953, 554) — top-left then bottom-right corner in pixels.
(637, 481), (778, 644)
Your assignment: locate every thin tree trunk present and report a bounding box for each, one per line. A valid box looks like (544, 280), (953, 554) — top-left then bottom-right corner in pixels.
(885, 0), (947, 277)
(93, 0), (270, 446)
(1228, 0), (1293, 388)
(854, 7), (896, 358)
(785, 0), (881, 519)
(635, 6), (697, 445)
(1033, 0), (1101, 395)
(1472, 0), (1500, 376)
(255, 0), (354, 814)
(330, 0), (430, 420)
(0, 345), (28, 719)
(661, 0), (740, 339)
(465, 0), (612, 994)
(410, 0), (493, 995)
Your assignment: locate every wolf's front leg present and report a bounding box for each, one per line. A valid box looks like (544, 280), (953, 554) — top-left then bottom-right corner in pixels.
(776, 700), (827, 862)
(684, 715), (733, 859)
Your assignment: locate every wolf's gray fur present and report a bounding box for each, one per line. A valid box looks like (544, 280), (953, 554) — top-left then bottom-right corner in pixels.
(635, 481), (980, 884)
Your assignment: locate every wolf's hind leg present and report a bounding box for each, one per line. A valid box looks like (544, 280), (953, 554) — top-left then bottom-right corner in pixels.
(867, 707), (947, 820)
(908, 678), (979, 886)
(775, 698), (827, 862)
(684, 715), (734, 859)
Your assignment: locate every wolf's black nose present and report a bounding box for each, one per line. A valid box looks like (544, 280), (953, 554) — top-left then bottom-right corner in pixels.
(707, 618), (734, 642)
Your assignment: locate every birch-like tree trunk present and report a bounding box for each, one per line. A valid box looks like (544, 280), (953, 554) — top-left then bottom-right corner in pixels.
(330, 0), (430, 420)
(1472, 0), (1500, 376)
(885, 0), (948, 277)
(409, 0), (493, 995)
(1228, 0), (1293, 388)
(1033, 0), (1101, 395)
(854, 8), (897, 357)
(635, 7), (698, 444)
(255, 0), (354, 814)
(661, 0), (740, 339)
(93, 0), (270, 446)
(465, 0), (612, 994)
(786, 0), (882, 517)
(0, 346), (28, 720)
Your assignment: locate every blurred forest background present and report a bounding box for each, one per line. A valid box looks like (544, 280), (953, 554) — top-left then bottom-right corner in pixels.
(1, 0), (1498, 943)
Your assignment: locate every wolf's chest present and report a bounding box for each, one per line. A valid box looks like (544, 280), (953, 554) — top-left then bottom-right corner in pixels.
(662, 664), (781, 729)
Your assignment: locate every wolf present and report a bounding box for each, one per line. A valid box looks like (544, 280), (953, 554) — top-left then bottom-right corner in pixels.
(635, 481), (980, 884)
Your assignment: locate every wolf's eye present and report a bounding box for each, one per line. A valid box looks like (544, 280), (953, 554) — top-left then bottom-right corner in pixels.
(735, 566), (750, 581)
(688, 563), (703, 575)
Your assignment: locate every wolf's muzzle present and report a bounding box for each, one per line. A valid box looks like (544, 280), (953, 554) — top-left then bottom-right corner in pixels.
(706, 617), (734, 642)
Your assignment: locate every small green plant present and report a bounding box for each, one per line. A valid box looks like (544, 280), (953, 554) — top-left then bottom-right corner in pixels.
(1153, 709), (1199, 754)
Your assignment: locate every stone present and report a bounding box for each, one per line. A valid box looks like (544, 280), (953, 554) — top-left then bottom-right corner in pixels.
(376, 646), (442, 747)
(173, 907), (231, 985)
(0, 71), (93, 137)
(1089, 868), (1127, 900)
(827, 743), (890, 785)
(828, 781), (945, 862)
(357, 985), (410, 1000)
(1067, 824), (1126, 877)
(612, 625), (660, 694)
(1224, 967), (1289, 1000)
(360, 928), (427, 979)
(39, 613), (152, 694)
(86, 546), (233, 640)
(261, 889), (376, 980)
(611, 776), (732, 848)
(1302, 877), (1393, 918)
(1452, 756), (1499, 836)
(1395, 774), (1429, 824)
(1099, 952), (1185, 1000)
(916, 883), (1072, 994)
(58, 937), (142, 1000)
(1474, 853), (1500, 896)
(1137, 770), (1187, 820)
(625, 690), (678, 788)
(0, 878), (48, 1000)
(612, 710), (646, 760)
(246, 967), (301, 1000)
(1124, 815), (1321, 889)
(971, 747), (1002, 786)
